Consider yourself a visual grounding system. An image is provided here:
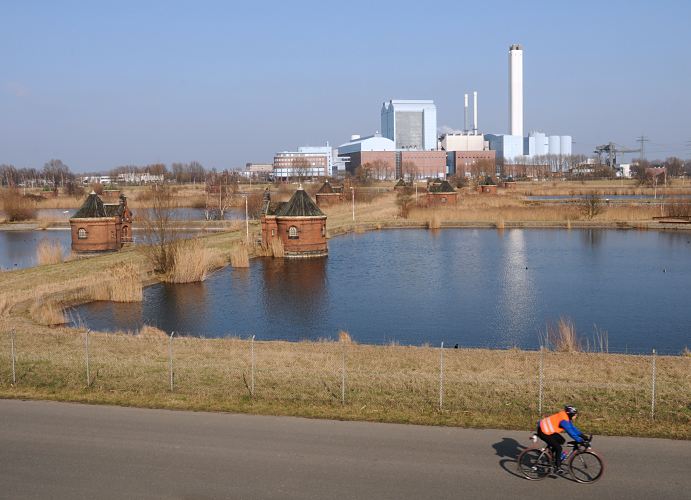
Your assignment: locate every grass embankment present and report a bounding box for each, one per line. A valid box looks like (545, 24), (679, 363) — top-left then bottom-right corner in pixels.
(0, 329), (688, 439)
(1, 187), (689, 438)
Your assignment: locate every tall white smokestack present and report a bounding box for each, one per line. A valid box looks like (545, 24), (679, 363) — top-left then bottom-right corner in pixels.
(473, 91), (478, 134)
(509, 44), (523, 137)
(464, 93), (469, 132)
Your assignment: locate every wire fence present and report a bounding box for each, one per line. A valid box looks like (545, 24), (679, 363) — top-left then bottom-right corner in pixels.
(1, 329), (689, 432)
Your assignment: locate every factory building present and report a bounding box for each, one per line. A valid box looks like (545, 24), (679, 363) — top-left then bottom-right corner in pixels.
(524, 132), (573, 157)
(485, 134), (524, 164)
(273, 145), (335, 180)
(381, 100), (437, 150)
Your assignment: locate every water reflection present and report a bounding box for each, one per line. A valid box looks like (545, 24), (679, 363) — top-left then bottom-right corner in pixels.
(580, 229), (604, 248)
(73, 229), (691, 352)
(498, 229), (534, 346)
(260, 258), (327, 338)
(155, 282), (208, 334)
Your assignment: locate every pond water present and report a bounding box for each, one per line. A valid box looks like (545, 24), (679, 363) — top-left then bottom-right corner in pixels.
(0, 231), (72, 270)
(71, 229), (691, 353)
(0, 230), (207, 270)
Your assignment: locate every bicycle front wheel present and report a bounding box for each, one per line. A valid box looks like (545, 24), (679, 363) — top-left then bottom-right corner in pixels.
(517, 448), (552, 480)
(569, 450), (604, 483)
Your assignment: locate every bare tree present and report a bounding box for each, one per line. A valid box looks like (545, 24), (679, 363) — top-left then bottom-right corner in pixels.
(580, 193), (605, 220)
(402, 161), (418, 181)
(395, 187), (415, 218)
(664, 157), (684, 177)
(138, 185), (179, 273)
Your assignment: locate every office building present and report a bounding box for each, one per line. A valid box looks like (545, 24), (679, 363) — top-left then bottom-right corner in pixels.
(381, 100), (437, 150)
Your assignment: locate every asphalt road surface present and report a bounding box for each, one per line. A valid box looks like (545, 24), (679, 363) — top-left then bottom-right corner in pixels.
(0, 400), (689, 499)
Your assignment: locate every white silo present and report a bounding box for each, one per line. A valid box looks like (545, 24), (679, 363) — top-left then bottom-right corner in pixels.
(548, 135), (561, 155)
(509, 44), (523, 137)
(531, 132), (547, 156)
(560, 136), (572, 156)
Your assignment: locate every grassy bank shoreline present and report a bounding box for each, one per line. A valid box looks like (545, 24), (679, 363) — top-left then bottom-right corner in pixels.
(1, 191), (690, 438)
(0, 329), (688, 440)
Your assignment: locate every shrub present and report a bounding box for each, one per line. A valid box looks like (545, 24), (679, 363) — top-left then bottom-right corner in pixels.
(1, 190), (37, 221)
(579, 193), (605, 220)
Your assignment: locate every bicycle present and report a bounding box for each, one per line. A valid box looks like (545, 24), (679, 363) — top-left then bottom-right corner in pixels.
(516, 434), (605, 483)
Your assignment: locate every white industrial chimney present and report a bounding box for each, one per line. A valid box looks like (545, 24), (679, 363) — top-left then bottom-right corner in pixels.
(509, 44), (523, 137)
(473, 91), (478, 135)
(464, 93), (469, 132)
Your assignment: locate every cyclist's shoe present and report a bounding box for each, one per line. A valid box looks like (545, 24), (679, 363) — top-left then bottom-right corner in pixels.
(555, 467), (566, 476)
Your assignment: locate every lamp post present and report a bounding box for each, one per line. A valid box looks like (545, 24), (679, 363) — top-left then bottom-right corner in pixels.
(350, 187), (355, 222)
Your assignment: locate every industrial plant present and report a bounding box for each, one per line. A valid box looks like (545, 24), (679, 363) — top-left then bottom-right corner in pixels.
(263, 43), (580, 182)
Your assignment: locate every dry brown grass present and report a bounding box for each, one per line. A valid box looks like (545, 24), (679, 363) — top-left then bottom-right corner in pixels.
(36, 239), (64, 266)
(270, 238), (284, 258)
(0, 294), (10, 317)
(29, 300), (66, 326)
(163, 238), (226, 283)
(427, 212), (441, 229)
(0, 190), (37, 221)
(108, 262), (143, 302)
(230, 244), (250, 268)
(138, 325), (169, 339)
(0, 329), (687, 439)
(543, 317), (580, 352)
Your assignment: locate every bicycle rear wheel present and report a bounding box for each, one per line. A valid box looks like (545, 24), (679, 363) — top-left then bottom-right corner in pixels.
(569, 450), (604, 483)
(517, 448), (552, 480)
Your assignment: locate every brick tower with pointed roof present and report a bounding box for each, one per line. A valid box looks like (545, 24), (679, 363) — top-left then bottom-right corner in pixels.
(261, 186), (328, 258)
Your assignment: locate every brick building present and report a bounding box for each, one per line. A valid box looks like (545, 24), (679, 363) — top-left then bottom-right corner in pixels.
(261, 187), (327, 258)
(315, 180), (344, 207)
(426, 179), (458, 206)
(70, 192), (133, 252)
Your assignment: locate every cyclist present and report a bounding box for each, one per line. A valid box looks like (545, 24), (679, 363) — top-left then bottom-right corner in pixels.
(536, 405), (586, 472)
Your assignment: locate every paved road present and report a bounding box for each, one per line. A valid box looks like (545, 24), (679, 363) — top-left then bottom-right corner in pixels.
(0, 400), (688, 499)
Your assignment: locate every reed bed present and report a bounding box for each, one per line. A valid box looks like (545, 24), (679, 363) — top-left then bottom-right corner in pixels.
(164, 238), (221, 283)
(230, 244), (250, 268)
(270, 238), (284, 258)
(0, 328), (687, 439)
(36, 239), (64, 266)
(427, 212), (441, 229)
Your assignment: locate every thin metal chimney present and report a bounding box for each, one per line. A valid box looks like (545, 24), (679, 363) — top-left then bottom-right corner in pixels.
(473, 91), (478, 135)
(464, 93), (469, 132)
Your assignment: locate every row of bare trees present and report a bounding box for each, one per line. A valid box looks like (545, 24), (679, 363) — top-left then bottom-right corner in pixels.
(1, 159), (74, 188)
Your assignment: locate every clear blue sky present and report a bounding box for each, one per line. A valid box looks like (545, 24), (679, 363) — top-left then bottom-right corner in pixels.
(2, 0), (690, 172)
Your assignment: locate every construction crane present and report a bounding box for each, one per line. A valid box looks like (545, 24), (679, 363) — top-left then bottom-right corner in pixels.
(594, 142), (641, 168)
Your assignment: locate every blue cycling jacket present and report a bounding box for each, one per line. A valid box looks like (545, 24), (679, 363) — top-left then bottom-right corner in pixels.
(559, 419), (584, 442)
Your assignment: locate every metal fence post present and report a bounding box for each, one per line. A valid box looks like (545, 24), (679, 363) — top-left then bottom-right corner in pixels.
(84, 329), (90, 387)
(651, 348), (656, 420)
(250, 335), (255, 397)
(538, 347), (544, 417)
(341, 341), (346, 405)
(439, 341), (444, 411)
(168, 331), (175, 392)
(11, 329), (16, 385)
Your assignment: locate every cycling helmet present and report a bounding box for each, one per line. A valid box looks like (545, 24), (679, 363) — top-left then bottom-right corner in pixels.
(564, 405), (578, 418)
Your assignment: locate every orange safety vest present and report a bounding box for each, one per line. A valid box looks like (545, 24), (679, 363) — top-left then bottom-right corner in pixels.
(540, 410), (569, 435)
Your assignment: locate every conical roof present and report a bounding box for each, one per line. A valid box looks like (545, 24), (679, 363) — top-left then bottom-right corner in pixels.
(274, 188), (324, 217)
(394, 178), (407, 187)
(317, 180), (335, 194)
(72, 192), (108, 218)
(429, 180), (456, 193)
